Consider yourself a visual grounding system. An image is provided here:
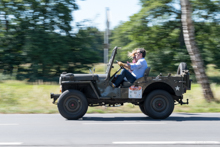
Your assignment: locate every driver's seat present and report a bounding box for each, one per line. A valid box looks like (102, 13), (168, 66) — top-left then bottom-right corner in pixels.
(121, 67), (151, 88)
(143, 67), (151, 81)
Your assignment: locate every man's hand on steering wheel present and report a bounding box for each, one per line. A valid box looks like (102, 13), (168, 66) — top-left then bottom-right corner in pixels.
(117, 61), (126, 67)
(117, 61), (131, 70)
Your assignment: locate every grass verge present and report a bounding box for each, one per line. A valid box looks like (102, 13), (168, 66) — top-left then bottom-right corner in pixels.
(0, 80), (220, 114)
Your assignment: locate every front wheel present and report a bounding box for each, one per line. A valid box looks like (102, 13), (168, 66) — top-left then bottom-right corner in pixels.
(144, 90), (174, 119)
(57, 90), (88, 120)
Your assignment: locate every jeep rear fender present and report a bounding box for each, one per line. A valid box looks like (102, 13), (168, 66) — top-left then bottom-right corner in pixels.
(143, 82), (176, 99)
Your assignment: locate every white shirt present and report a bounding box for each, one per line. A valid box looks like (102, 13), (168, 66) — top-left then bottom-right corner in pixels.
(129, 58), (148, 79)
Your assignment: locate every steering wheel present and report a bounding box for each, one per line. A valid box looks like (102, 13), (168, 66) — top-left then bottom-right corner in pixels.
(115, 60), (125, 69)
(110, 60), (124, 82)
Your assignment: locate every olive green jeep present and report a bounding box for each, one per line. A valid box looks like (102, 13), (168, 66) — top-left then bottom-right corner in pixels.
(51, 47), (191, 120)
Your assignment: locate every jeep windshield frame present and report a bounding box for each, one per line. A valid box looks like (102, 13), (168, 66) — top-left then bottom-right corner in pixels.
(105, 46), (118, 79)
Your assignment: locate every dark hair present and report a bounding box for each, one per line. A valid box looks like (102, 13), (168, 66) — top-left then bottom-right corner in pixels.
(137, 48), (146, 58)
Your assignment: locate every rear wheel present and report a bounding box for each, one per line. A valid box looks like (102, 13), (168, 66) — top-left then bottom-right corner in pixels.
(57, 90), (88, 120)
(139, 104), (148, 116)
(144, 90), (174, 119)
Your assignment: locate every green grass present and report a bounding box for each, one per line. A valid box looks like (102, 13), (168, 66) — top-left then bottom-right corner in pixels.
(0, 80), (220, 114)
(0, 81), (59, 113)
(0, 64), (220, 114)
(174, 83), (220, 113)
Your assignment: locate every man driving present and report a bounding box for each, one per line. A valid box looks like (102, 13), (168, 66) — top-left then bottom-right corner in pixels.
(112, 48), (148, 87)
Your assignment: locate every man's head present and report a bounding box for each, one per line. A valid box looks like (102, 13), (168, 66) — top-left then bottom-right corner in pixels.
(135, 48), (146, 60)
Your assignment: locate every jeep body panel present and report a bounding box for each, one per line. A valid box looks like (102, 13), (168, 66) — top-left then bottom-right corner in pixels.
(60, 73), (187, 99)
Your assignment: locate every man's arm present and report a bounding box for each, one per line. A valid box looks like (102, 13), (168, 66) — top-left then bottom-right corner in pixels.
(118, 60), (143, 70)
(124, 64), (131, 70)
(117, 61), (131, 70)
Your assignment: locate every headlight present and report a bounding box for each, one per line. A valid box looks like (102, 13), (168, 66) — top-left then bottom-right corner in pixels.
(60, 85), (62, 93)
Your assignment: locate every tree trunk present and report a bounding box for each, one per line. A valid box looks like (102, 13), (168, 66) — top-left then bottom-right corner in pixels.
(180, 0), (215, 101)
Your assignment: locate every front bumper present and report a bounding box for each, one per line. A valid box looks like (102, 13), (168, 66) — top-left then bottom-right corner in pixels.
(50, 93), (60, 104)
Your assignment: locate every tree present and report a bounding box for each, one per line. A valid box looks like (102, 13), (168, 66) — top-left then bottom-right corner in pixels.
(0, 1), (105, 81)
(15, 26), (104, 81)
(110, 22), (134, 61)
(75, 27), (104, 63)
(0, 0), (79, 77)
(180, 0), (215, 101)
(110, 0), (220, 77)
(110, 0), (191, 73)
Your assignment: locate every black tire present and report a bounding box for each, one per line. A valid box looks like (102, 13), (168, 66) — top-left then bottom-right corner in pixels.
(177, 62), (187, 75)
(139, 104), (148, 116)
(57, 90), (88, 120)
(144, 90), (174, 119)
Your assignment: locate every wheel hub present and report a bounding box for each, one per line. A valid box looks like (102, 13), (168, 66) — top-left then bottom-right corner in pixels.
(152, 97), (167, 112)
(65, 97), (81, 112)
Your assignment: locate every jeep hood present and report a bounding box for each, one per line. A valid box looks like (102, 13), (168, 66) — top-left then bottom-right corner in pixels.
(60, 73), (107, 82)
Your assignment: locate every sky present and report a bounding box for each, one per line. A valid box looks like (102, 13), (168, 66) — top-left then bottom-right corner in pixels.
(72, 0), (142, 31)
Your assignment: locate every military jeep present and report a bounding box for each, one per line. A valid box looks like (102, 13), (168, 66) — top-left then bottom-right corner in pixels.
(51, 46), (191, 120)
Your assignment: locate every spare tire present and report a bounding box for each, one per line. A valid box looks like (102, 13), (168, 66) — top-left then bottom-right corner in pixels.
(177, 62), (187, 75)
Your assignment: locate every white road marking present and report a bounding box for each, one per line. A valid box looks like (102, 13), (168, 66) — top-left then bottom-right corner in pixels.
(0, 142), (23, 145)
(113, 141), (220, 145)
(0, 124), (18, 126)
(83, 122), (166, 125)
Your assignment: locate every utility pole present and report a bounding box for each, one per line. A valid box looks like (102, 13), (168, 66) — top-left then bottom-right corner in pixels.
(104, 7), (110, 71)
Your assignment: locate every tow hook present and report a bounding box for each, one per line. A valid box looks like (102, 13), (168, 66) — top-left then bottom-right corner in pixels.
(180, 99), (189, 105)
(50, 93), (60, 104)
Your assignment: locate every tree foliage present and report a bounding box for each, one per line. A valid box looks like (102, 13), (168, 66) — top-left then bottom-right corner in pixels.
(0, 0), (104, 81)
(110, 0), (220, 74)
(1, 0), (220, 82)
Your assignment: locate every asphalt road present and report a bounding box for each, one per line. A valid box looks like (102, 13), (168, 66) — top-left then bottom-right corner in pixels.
(1, 113), (220, 147)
